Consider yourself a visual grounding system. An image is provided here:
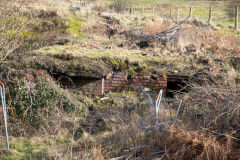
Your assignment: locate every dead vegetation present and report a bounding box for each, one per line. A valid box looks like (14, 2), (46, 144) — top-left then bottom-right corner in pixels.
(180, 78), (240, 131)
(0, 0), (68, 61)
(142, 125), (231, 160)
(0, 0), (239, 159)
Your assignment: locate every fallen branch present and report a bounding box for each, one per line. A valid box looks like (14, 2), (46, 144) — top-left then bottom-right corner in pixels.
(132, 16), (190, 43)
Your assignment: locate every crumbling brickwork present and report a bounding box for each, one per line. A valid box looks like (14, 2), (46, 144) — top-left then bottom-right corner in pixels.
(81, 72), (167, 96)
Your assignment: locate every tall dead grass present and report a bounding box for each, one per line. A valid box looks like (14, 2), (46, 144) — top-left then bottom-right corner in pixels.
(141, 125), (230, 160)
(181, 78), (240, 131)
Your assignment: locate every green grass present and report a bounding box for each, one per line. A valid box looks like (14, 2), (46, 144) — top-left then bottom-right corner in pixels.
(67, 15), (84, 37)
(35, 44), (162, 63)
(105, 0), (240, 33)
(0, 140), (49, 160)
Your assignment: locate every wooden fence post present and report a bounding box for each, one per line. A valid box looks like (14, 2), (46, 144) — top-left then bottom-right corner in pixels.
(208, 6), (212, 25)
(190, 6), (192, 19)
(235, 6), (239, 30)
(131, 6), (134, 15)
(112, 6), (114, 13)
(142, 6), (144, 15)
(177, 8), (179, 22)
(152, 7), (155, 15)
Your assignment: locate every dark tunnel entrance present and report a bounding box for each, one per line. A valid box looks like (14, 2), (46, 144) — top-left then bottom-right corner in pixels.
(166, 75), (189, 98)
(52, 73), (101, 90)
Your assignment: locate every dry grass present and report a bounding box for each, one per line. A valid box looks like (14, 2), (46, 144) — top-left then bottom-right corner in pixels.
(180, 78), (240, 131)
(0, 1), (240, 159)
(0, 1), (68, 61)
(141, 125), (231, 160)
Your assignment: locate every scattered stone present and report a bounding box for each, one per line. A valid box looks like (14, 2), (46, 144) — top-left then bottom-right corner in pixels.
(106, 72), (113, 79)
(208, 59), (213, 65)
(186, 43), (197, 52)
(143, 88), (150, 92)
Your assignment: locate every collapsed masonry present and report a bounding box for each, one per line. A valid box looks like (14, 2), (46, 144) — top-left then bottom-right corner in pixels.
(57, 72), (167, 96)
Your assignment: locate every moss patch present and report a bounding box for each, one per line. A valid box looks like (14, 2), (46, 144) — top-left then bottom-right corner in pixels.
(67, 15), (84, 37)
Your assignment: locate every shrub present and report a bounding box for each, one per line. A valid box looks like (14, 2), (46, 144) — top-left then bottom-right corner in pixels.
(0, 2), (67, 61)
(0, 4), (29, 61)
(6, 75), (84, 135)
(112, 0), (131, 12)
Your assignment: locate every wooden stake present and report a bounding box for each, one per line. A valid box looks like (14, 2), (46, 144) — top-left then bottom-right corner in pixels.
(152, 7), (155, 15)
(235, 6), (239, 30)
(208, 6), (212, 25)
(142, 6), (144, 15)
(190, 6), (192, 19)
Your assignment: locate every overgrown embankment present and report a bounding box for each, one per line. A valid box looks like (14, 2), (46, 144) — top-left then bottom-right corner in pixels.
(0, 1), (239, 159)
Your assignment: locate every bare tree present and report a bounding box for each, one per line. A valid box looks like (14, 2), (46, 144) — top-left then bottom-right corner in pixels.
(0, 3), (31, 61)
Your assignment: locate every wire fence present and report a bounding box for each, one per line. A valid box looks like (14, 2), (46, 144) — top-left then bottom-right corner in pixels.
(101, 2), (240, 29)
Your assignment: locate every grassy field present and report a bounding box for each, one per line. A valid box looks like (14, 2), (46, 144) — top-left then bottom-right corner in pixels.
(105, 0), (240, 34)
